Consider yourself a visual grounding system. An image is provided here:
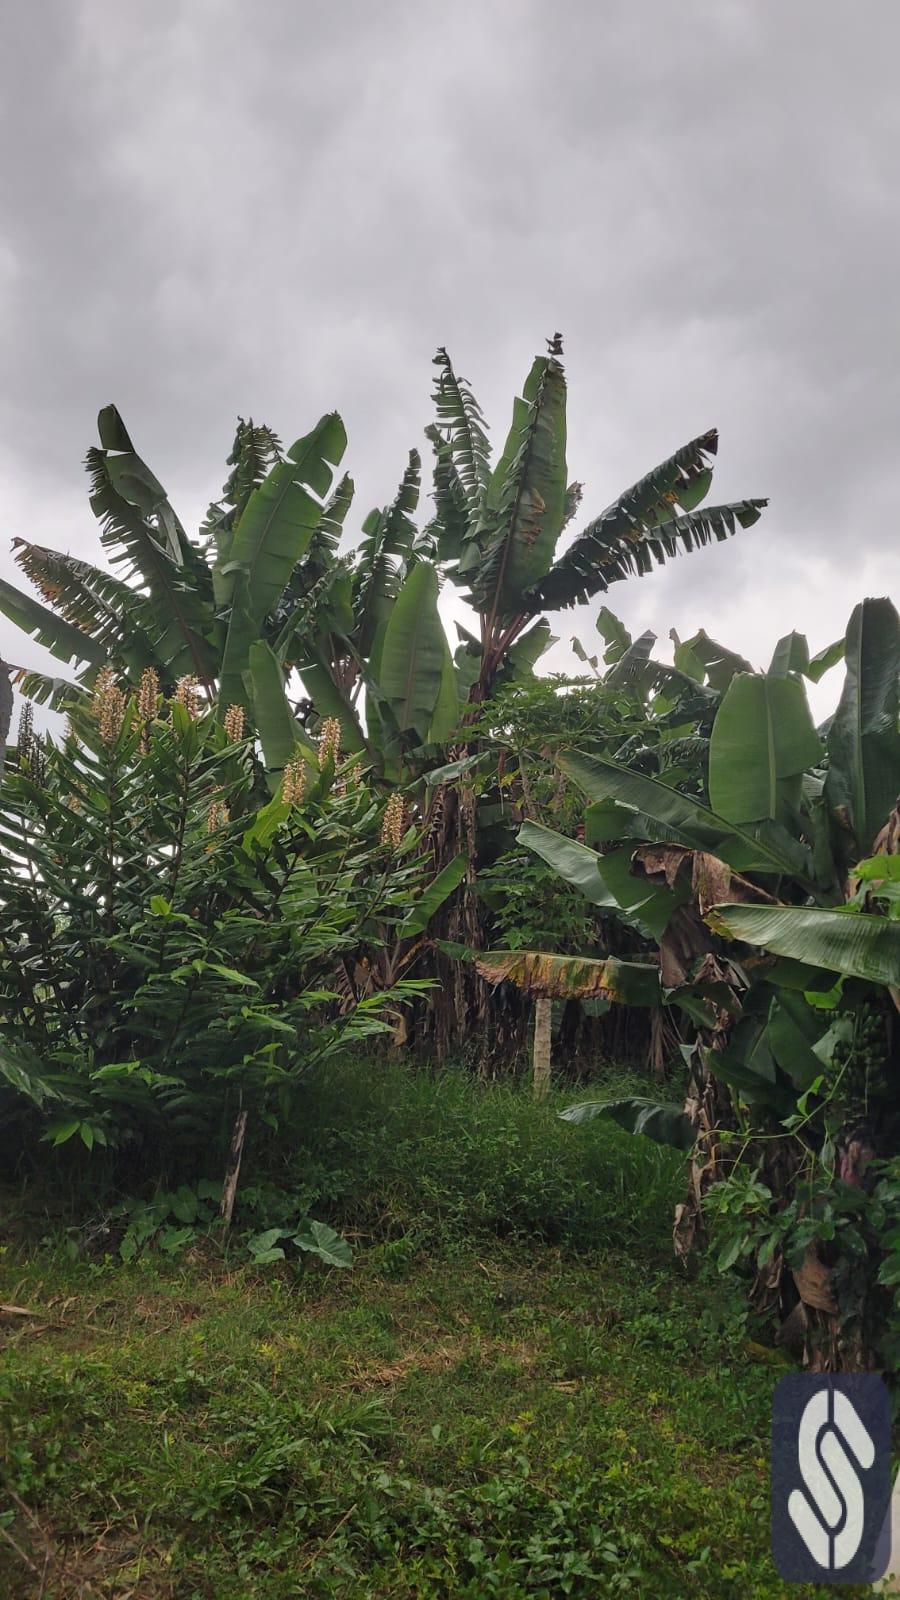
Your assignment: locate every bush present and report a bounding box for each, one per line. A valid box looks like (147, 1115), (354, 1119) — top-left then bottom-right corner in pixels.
(0, 680), (434, 1187)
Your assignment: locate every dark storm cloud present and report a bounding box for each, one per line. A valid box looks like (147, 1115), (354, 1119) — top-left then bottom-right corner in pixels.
(1, 0), (897, 716)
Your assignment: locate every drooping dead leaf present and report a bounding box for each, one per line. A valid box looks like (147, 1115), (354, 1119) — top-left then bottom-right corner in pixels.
(632, 844), (776, 917)
(657, 904), (711, 987)
(672, 1202), (697, 1258)
(792, 1246), (838, 1314)
(475, 950), (658, 1003)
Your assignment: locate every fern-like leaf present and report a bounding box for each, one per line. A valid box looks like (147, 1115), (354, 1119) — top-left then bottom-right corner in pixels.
(431, 348), (491, 515)
(530, 431), (766, 611)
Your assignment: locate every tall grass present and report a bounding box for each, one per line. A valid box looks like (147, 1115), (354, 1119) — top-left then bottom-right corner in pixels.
(260, 1057), (685, 1256)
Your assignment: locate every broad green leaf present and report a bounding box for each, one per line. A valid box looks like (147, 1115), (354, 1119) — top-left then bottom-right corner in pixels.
(378, 562), (452, 740)
(42, 1120), (82, 1146)
(293, 1219), (353, 1268)
(766, 994), (826, 1090)
(517, 820), (617, 907)
(401, 853), (469, 936)
(532, 426), (765, 612)
(709, 672), (823, 824)
(605, 630), (656, 690)
(507, 619), (556, 678)
(584, 798), (641, 844)
(5, 668), (85, 712)
(706, 902), (900, 987)
(768, 632), (809, 678)
(424, 753), (484, 785)
(678, 630), (751, 691)
(805, 636), (845, 683)
(297, 659), (366, 754)
(596, 607), (631, 663)
(520, 821), (684, 940)
(0, 1040), (59, 1107)
(247, 640), (316, 775)
(354, 451), (422, 656)
(854, 854), (900, 882)
(669, 628), (706, 683)
(474, 355), (568, 613)
(241, 795), (290, 853)
(560, 751), (815, 883)
(430, 348), (491, 514)
(571, 637), (599, 670)
(825, 598), (900, 855)
(0, 577), (106, 671)
(195, 961), (259, 987)
(592, 845), (688, 938)
(12, 541), (164, 679)
(427, 638), (461, 745)
(86, 431), (215, 684)
(217, 572), (259, 718)
(247, 1228), (286, 1263)
(222, 414), (347, 623)
(559, 1096), (695, 1151)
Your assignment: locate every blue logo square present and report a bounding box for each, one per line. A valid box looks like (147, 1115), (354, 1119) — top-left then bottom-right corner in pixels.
(771, 1373), (892, 1584)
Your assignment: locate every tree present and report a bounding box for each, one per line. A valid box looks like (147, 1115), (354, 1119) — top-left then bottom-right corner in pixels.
(425, 336), (766, 705)
(0, 410), (349, 782)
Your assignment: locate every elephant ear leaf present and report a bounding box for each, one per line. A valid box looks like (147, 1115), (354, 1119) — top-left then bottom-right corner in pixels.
(825, 597), (900, 856)
(292, 1220), (353, 1268)
(559, 1097), (695, 1151)
(221, 413), (347, 624)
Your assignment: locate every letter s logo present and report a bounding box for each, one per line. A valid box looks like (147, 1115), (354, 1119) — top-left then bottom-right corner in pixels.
(788, 1389), (876, 1569)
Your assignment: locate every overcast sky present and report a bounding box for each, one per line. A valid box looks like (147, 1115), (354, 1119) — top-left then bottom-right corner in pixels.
(2, 0), (898, 722)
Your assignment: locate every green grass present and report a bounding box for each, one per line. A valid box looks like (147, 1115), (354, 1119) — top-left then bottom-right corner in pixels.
(264, 1058), (686, 1256)
(0, 1243), (858, 1599)
(0, 1061), (871, 1596)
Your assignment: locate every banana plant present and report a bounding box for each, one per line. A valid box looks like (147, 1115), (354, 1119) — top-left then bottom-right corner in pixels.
(426, 335), (767, 703)
(1, 409), (360, 781)
(504, 597), (899, 1362)
(296, 335), (767, 759)
(514, 598), (898, 1096)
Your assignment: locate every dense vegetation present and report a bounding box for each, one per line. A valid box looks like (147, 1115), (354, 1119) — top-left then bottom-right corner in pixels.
(0, 1064), (866, 1598)
(0, 337), (897, 1594)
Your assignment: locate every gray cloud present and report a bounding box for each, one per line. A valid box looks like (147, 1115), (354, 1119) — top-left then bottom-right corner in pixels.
(1, 0), (898, 723)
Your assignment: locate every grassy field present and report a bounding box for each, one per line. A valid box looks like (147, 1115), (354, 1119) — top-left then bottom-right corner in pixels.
(0, 1064), (870, 1597)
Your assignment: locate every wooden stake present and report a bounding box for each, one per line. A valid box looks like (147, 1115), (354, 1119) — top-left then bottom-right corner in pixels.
(532, 996), (552, 1099)
(219, 1109), (248, 1228)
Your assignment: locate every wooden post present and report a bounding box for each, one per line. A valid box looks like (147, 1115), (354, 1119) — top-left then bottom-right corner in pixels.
(532, 996), (552, 1099)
